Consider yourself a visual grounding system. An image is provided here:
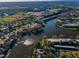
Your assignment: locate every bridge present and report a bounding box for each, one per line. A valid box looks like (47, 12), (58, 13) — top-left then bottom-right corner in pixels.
(43, 14), (58, 23)
(43, 7), (74, 23)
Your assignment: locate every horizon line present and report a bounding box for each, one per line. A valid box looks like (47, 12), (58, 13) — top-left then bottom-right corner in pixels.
(0, 0), (79, 2)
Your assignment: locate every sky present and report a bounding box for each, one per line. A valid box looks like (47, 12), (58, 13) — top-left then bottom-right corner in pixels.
(0, 0), (51, 2)
(0, 0), (78, 2)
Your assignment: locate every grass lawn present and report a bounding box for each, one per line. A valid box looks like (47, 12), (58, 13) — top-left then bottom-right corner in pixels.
(0, 12), (32, 23)
(64, 28), (78, 30)
(0, 13), (23, 23)
(0, 17), (15, 23)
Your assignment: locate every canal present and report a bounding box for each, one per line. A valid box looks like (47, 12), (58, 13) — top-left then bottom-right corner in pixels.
(7, 17), (79, 58)
(7, 19), (57, 58)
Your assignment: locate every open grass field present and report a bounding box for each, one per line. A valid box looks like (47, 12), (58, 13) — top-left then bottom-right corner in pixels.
(0, 12), (25, 23)
(0, 12), (34, 23)
(0, 17), (14, 23)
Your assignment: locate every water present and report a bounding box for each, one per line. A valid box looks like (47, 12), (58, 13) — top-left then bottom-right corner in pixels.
(7, 17), (79, 58)
(4, 2), (79, 58)
(44, 19), (56, 37)
(8, 19), (56, 58)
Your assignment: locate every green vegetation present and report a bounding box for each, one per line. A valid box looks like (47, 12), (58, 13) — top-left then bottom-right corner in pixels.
(0, 17), (13, 23)
(64, 28), (78, 30)
(59, 51), (79, 58)
(12, 12), (26, 17)
(32, 39), (55, 58)
(0, 12), (31, 23)
(32, 39), (79, 58)
(48, 8), (62, 13)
